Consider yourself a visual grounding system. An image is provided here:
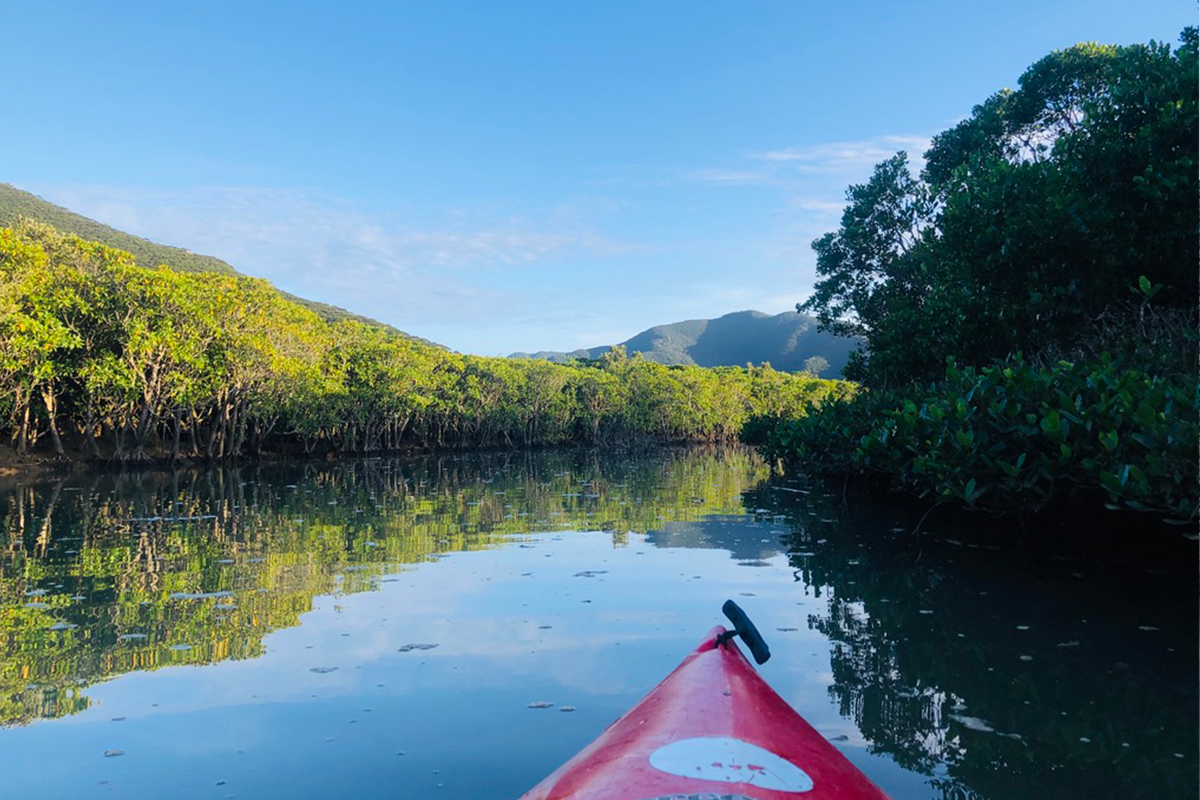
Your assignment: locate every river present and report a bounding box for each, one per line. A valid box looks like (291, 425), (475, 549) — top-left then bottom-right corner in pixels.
(0, 447), (1194, 799)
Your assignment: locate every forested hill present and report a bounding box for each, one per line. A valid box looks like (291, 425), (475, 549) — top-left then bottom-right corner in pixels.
(0, 183), (425, 341)
(511, 310), (859, 376)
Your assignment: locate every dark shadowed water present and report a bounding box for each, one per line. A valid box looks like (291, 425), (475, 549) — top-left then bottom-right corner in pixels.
(0, 447), (1194, 799)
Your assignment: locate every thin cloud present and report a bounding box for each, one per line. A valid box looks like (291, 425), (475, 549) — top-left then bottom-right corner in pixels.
(758, 135), (932, 173)
(785, 197), (846, 215)
(683, 168), (772, 185)
(32, 183), (636, 333)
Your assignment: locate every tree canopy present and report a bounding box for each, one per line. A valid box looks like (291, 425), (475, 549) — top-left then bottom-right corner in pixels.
(801, 29), (1198, 386)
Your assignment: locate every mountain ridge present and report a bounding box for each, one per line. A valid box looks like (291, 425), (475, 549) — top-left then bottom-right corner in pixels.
(511, 309), (859, 376)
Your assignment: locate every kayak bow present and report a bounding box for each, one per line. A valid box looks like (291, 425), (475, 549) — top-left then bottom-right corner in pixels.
(519, 602), (891, 800)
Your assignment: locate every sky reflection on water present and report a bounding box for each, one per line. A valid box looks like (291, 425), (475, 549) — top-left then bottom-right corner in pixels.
(0, 448), (1194, 800)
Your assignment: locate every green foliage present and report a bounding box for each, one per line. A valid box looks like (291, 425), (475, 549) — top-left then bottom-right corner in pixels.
(0, 223), (852, 458)
(800, 29), (1199, 386)
(0, 183), (432, 341)
(777, 30), (1200, 520)
(759, 356), (1197, 521)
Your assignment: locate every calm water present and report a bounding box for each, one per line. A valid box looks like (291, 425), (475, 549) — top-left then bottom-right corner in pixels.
(0, 447), (1194, 800)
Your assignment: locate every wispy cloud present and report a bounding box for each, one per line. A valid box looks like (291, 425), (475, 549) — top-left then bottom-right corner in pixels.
(34, 183), (635, 335)
(683, 168), (772, 185)
(682, 135), (931, 192)
(784, 197), (847, 216)
(23, 134), (930, 355)
(758, 134), (932, 173)
(676, 133), (934, 288)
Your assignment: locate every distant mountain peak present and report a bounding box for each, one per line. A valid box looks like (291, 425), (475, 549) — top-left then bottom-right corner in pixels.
(510, 309), (859, 376)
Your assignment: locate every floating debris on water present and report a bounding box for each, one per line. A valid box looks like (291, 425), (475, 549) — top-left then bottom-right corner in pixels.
(573, 570), (608, 578)
(1138, 626), (1160, 632)
(119, 633), (147, 641)
(1019, 655), (1034, 661)
(527, 701), (554, 709)
(559, 706), (576, 712)
(168, 591), (233, 600)
(310, 666), (339, 673)
(48, 622), (78, 631)
(169, 644), (192, 651)
(104, 749), (124, 757)
(827, 734), (849, 742)
(950, 714), (995, 733)
(397, 643), (439, 652)
(776, 627), (798, 632)
(1057, 641), (1080, 647)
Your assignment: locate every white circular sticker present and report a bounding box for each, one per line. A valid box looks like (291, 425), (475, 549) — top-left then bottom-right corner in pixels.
(647, 736), (814, 792)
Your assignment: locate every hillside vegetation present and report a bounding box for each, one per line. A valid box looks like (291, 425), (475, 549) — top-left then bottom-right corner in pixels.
(0, 220), (853, 461)
(511, 310), (859, 376)
(0, 183), (419, 339)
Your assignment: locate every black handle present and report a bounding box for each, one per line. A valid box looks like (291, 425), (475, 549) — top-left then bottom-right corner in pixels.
(722, 599), (771, 665)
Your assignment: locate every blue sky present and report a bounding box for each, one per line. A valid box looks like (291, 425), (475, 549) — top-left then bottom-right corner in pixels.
(2, 1), (1192, 355)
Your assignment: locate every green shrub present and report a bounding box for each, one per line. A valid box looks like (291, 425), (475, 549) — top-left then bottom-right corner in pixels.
(759, 356), (1198, 520)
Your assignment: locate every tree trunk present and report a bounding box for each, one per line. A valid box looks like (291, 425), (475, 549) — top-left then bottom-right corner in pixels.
(40, 387), (65, 455)
(16, 400), (31, 455)
(170, 408), (183, 461)
(84, 412), (102, 458)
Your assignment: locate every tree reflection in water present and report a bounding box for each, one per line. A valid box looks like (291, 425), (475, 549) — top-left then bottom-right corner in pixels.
(740, 479), (1198, 800)
(2, 450), (1193, 800)
(0, 447), (766, 728)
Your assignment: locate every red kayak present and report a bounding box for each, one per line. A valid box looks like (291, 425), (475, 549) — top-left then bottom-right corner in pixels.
(520, 601), (892, 800)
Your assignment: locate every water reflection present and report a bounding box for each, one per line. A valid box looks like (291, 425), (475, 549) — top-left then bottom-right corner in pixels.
(0, 448), (766, 728)
(0, 448), (1193, 800)
(741, 480), (1199, 800)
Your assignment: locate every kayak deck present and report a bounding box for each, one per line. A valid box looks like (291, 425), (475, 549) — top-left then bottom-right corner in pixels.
(520, 626), (891, 799)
